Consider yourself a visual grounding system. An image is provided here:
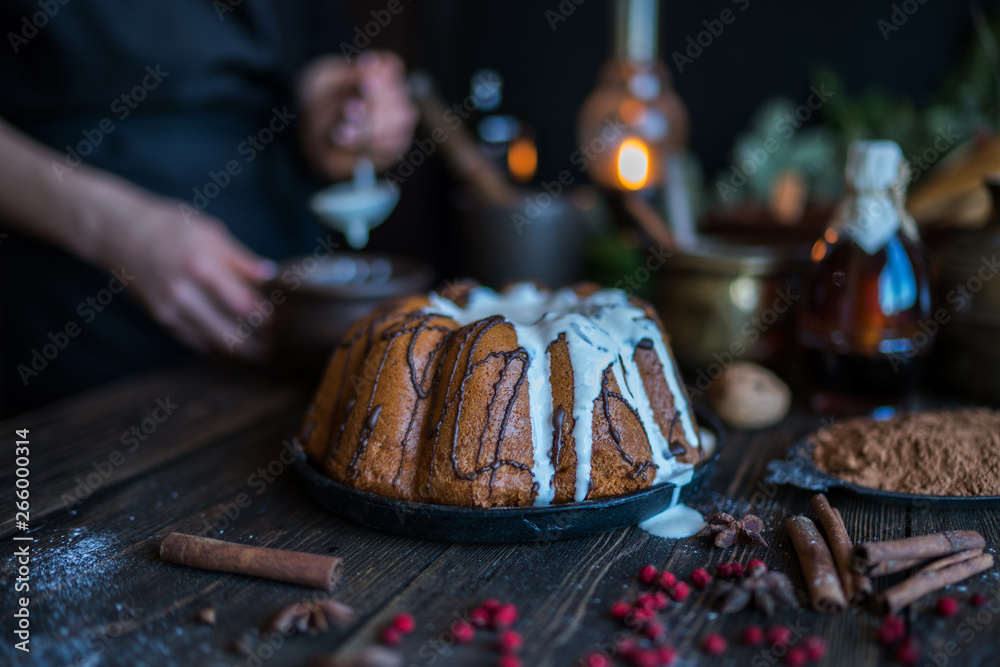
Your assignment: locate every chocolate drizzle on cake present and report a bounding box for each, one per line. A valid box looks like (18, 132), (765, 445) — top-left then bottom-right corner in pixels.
(300, 283), (702, 507)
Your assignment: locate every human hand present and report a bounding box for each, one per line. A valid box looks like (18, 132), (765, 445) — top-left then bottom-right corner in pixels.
(95, 190), (277, 360)
(298, 51), (418, 181)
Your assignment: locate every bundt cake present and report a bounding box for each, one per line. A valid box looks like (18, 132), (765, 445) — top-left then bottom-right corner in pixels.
(299, 281), (703, 508)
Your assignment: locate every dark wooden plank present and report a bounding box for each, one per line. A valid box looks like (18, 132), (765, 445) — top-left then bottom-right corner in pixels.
(1, 403), (449, 667)
(3, 363), (998, 667)
(0, 365), (309, 540)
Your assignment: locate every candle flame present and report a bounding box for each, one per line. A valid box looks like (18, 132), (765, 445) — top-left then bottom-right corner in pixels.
(507, 137), (537, 183)
(617, 138), (650, 190)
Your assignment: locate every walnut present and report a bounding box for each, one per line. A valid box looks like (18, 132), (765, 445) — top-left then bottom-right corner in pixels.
(708, 362), (790, 430)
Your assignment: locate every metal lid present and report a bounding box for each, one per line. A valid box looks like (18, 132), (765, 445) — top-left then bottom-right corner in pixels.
(666, 237), (810, 276)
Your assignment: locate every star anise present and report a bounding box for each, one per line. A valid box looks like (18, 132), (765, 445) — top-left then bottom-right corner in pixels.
(714, 562), (799, 616)
(696, 512), (769, 548)
(271, 599), (356, 636)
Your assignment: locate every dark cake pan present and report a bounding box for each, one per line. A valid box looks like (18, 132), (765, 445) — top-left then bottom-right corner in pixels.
(294, 405), (724, 543)
(766, 437), (1000, 509)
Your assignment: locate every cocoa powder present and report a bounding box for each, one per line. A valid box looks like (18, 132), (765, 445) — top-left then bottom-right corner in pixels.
(811, 409), (1000, 497)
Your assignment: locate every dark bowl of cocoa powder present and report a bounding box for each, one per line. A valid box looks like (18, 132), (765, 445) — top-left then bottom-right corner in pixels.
(810, 408), (1000, 500)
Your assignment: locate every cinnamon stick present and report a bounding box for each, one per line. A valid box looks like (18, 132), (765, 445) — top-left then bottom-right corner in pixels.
(810, 494), (872, 604)
(787, 515), (848, 614)
(918, 548), (985, 574)
(852, 530), (985, 576)
(859, 557), (927, 577)
(160, 533), (342, 591)
(835, 508), (874, 600)
(877, 551), (994, 616)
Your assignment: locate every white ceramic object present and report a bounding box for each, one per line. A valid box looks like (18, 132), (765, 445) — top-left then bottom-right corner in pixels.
(310, 157), (400, 249)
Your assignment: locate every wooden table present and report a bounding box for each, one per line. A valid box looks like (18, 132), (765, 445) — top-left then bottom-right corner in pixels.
(2, 365), (998, 666)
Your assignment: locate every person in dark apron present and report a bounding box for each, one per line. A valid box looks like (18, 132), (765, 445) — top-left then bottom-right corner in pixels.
(0, 1), (418, 416)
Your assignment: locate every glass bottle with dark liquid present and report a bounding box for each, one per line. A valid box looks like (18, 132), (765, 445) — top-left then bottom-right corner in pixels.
(798, 141), (932, 413)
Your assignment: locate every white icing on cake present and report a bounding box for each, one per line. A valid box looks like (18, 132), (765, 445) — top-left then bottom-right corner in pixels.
(426, 283), (700, 506)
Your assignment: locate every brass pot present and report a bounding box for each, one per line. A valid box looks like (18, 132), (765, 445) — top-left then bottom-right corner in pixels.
(928, 179), (1000, 403)
(653, 234), (810, 376)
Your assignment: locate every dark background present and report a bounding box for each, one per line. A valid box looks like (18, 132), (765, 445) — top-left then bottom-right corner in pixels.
(349, 0), (998, 266)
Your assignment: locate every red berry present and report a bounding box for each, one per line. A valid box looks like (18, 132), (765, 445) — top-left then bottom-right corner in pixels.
(747, 558), (767, 574)
(802, 635), (826, 661)
(497, 630), (522, 653)
(742, 626), (765, 646)
(669, 582), (690, 602)
(616, 637), (638, 660)
(379, 627), (402, 646)
(629, 607), (655, 627)
(652, 591), (670, 610)
(765, 625), (792, 647)
(701, 633), (727, 655)
(655, 646), (677, 666)
(639, 564), (659, 584)
(715, 563), (733, 579)
(729, 563), (745, 578)
(391, 612), (415, 634)
(643, 622), (665, 641)
(497, 656), (522, 667)
(451, 620), (475, 644)
(493, 603), (518, 629)
(631, 650), (658, 667)
(470, 607), (491, 627)
(783, 647), (807, 667)
(583, 654), (610, 667)
(636, 593), (657, 610)
(877, 616), (906, 645)
(689, 568), (712, 589)
(894, 636), (921, 666)
(610, 600), (631, 620)
(657, 571), (677, 590)
(936, 597), (959, 617)
(482, 598), (502, 612)
(972, 593), (989, 607)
